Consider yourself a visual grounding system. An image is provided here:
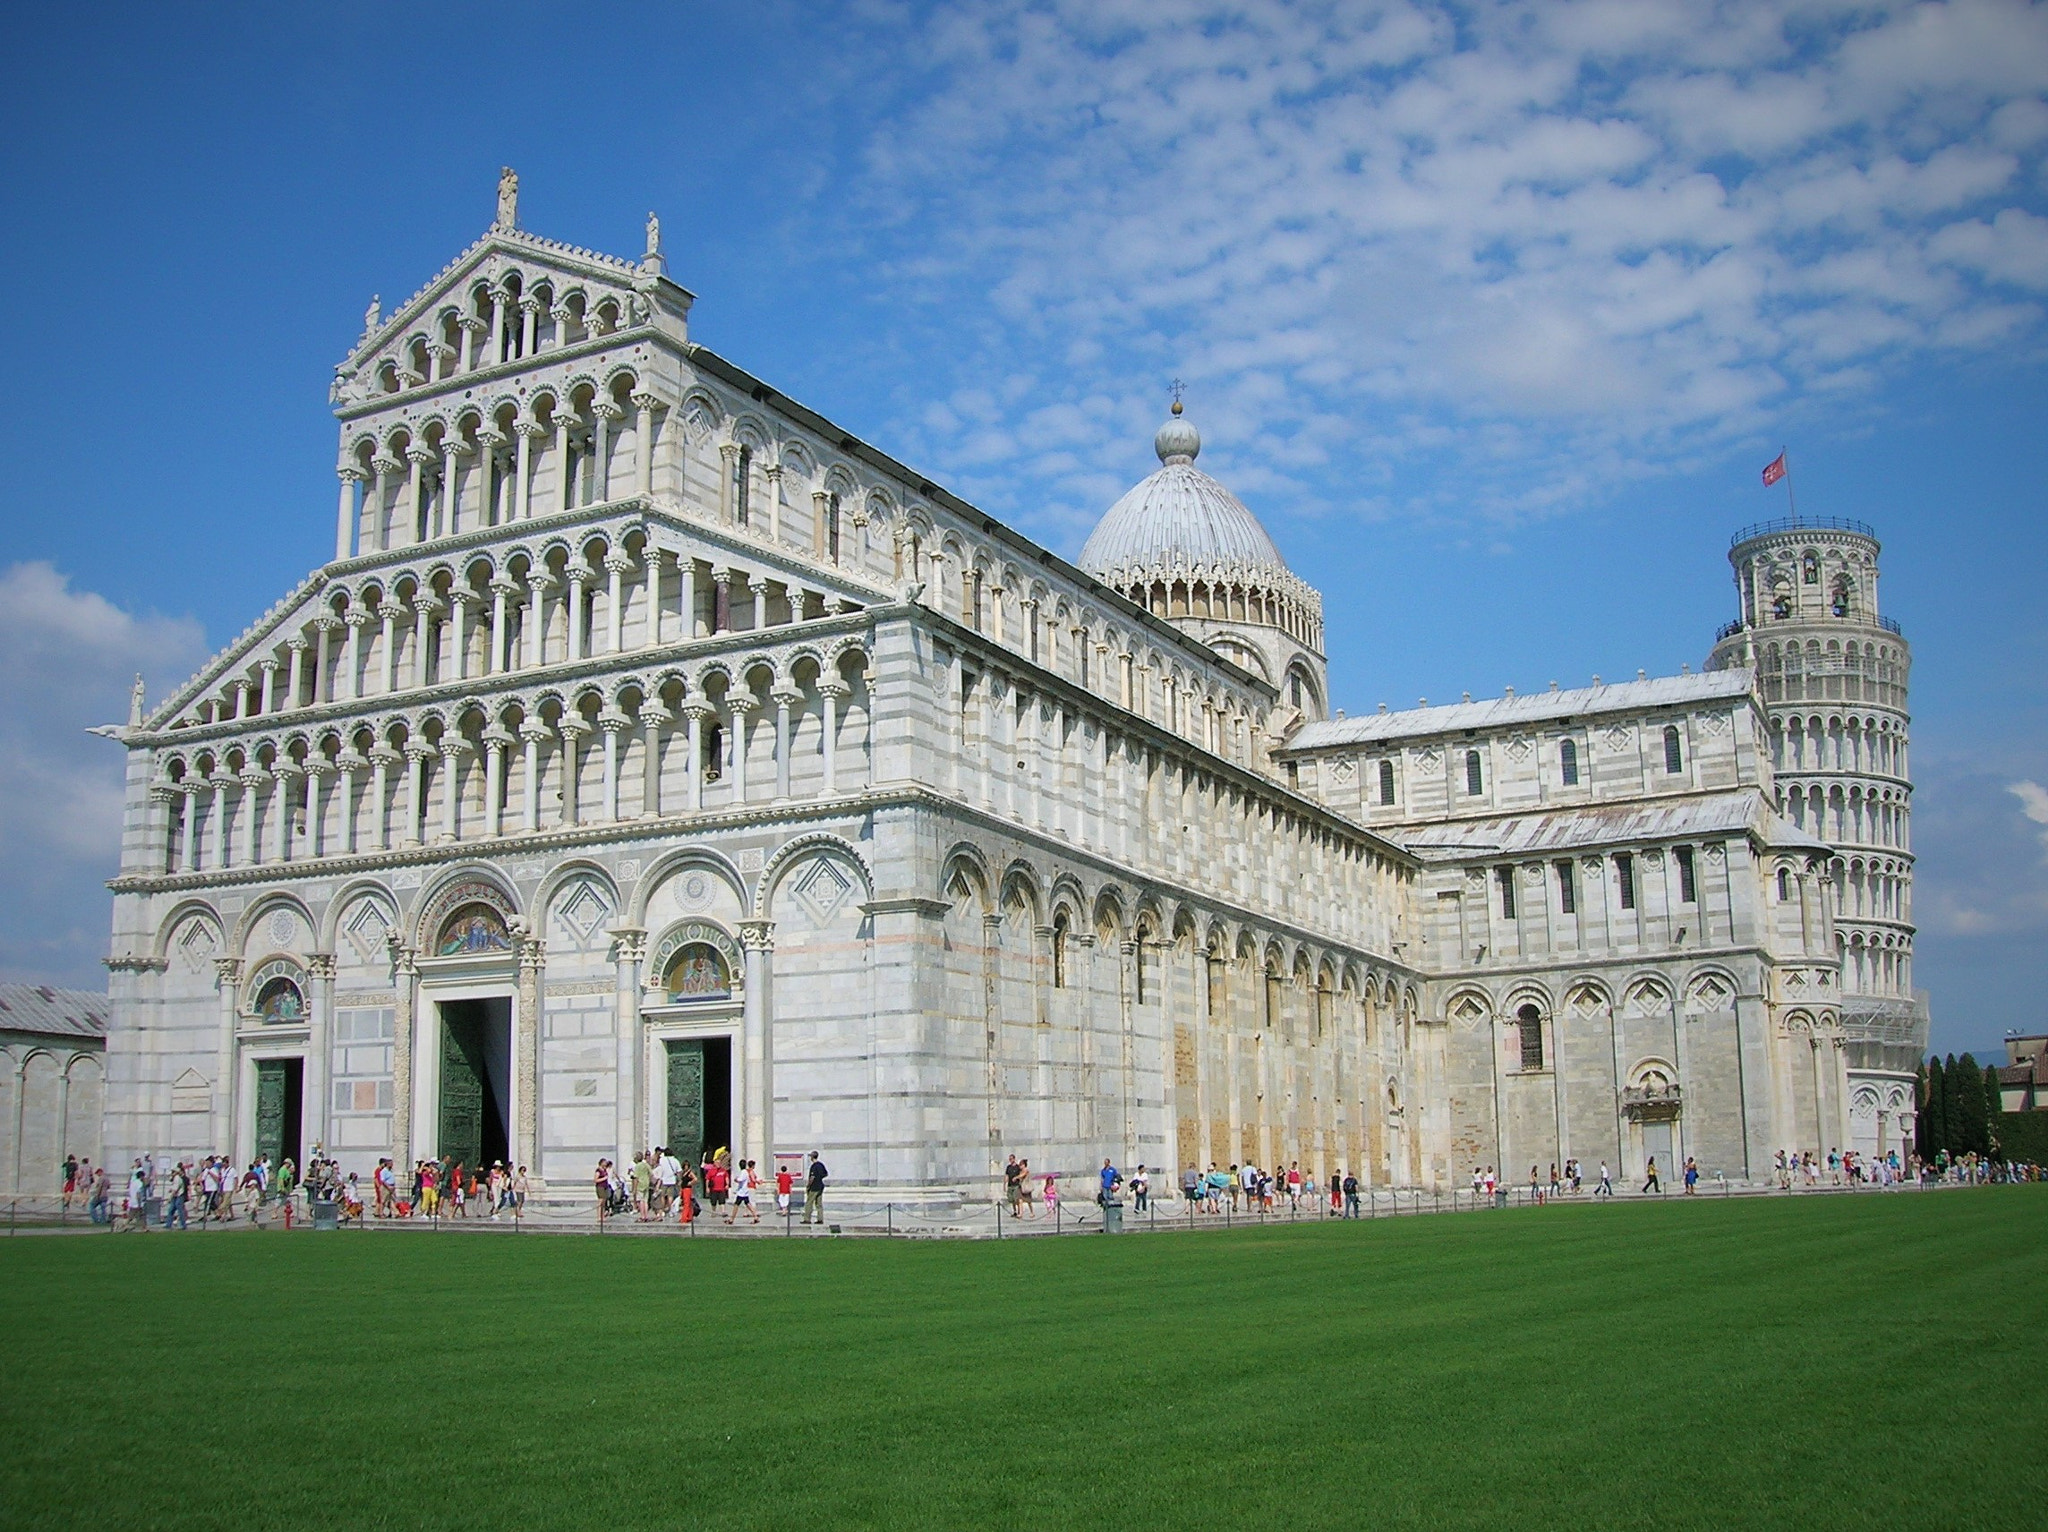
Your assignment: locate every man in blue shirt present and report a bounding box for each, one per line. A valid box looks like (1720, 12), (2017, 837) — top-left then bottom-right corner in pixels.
(1098, 1158), (1121, 1202)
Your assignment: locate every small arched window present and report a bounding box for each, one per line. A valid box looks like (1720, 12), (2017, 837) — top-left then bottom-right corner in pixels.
(1264, 964), (1282, 1030)
(702, 721), (724, 782)
(1559, 738), (1579, 786)
(733, 444), (752, 527)
(1378, 759), (1396, 806)
(1466, 749), (1484, 797)
(1517, 1004), (1544, 1070)
(1051, 914), (1069, 990)
(1777, 867), (1792, 901)
(1663, 725), (1683, 775)
(826, 492), (842, 564)
(1497, 867), (1516, 919)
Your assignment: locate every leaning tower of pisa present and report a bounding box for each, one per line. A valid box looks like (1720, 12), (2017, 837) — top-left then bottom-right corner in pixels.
(1708, 516), (1930, 1159)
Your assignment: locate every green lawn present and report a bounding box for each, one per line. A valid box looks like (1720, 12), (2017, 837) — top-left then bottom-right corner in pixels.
(2, 1190), (2042, 1531)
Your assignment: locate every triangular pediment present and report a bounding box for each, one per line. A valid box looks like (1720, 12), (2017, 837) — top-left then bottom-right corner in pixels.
(331, 228), (691, 410)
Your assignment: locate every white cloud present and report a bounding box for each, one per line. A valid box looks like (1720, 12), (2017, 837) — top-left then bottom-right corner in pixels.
(813, 0), (2048, 534)
(0, 563), (207, 985)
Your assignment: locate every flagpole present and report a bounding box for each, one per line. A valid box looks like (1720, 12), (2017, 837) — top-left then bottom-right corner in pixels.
(1782, 446), (1795, 520)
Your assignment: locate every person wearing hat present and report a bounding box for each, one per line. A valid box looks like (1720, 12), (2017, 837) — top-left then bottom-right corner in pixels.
(804, 1150), (827, 1224)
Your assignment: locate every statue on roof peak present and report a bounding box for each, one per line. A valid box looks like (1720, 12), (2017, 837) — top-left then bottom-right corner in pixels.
(496, 166), (519, 229)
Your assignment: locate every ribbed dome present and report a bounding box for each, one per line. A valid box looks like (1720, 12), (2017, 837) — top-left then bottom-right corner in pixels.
(1079, 415), (1291, 584)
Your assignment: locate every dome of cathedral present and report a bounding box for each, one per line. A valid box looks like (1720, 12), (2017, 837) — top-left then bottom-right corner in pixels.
(1078, 409), (1291, 586)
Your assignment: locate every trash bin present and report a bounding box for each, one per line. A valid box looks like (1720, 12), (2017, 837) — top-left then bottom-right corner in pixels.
(1494, 1188), (1509, 1208)
(312, 1200), (340, 1231)
(143, 1196), (164, 1225)
(1101, 1199), (1124, 1233)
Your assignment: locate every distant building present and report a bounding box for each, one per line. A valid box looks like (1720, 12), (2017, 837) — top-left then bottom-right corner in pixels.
(1997, 1035), (2048, 1112)
(1, 985), (108, 1197)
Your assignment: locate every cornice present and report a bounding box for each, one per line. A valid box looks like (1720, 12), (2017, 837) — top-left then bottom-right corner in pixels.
(109, 788), (900, 896)
(1413, 939), (1772, 988)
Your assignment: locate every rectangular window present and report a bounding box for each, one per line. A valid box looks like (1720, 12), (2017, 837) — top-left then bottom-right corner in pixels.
(1616, 852), (1636, 910)
(1466, 750), (1484, 796)
(1519, 1017), (1544, 1071)
(1677, 845), (1697, 903)
(1560, 738), (1579, 786)
(1378, 759), (1396, 806)
(1497, 867), (1516, 920)
(1556, 860), (1576, 914)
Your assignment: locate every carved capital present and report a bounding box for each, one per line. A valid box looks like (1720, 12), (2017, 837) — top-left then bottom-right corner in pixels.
(738, 918), (775, 952)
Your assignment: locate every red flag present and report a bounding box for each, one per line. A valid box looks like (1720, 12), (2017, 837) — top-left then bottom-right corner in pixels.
(1761, 452), (1787, 487)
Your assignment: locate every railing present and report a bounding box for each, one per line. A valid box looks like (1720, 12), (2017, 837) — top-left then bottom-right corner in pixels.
(1879, 614), (1904, 636)
(1731, 516), (1879, 548)
(1714, 619), (1745, 642)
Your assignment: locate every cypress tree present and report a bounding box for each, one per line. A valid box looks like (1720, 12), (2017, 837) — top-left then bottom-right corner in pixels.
(1949, 1056), (1982, 1163)
(1943, 1053), (1968, 1158)
(1983, 1057), (2006, 1158)
(1924, 1055), (1947, 1161)
(1956, 1053), (1989, 1157)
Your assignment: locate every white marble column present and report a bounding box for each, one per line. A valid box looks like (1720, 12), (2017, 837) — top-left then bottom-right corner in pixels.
(598, 711), (628, 821)
(819, 681), (847, 798)
(307, 953), (336, 1159)
(514, 421), (540, 521)
(604, 552), (632, 653)
(516, 934), (544, 1181)
(335, 467), (362, 561)
(739, 920), (775, 1163)
(639, 702), (669, 817)
(213, 957), (242, 1159)
(633, 393), (660, 499)
(483, 729), (511, 837)
(772, 688), (800, 801)
(611, 929), (647, 1159)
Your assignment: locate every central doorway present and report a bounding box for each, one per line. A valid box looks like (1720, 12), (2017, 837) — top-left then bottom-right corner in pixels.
(663, 1037), (731, 1166)
(438, 998), (511, 1168)
(253, 1058), (303, 1168)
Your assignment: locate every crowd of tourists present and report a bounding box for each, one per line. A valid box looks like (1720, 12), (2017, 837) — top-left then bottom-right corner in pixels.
(64, 1150), (311, 1228)
(35, 1140), (2044, 1234)
(1165, 1160), (1368, 1217)
(593, 1148), (830, 1226)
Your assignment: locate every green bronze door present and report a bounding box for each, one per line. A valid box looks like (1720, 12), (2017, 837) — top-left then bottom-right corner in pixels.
(439, 1014), (486, 1166)
(254, 1060), (289, 1166)
(666, 1040), (705, 1166)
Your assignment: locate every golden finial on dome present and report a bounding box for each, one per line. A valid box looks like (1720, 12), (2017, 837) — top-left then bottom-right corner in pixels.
(1170, 378), (1185, 415)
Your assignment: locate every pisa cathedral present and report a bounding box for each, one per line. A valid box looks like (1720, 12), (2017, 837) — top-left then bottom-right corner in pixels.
(98, 175), (1930, 1201)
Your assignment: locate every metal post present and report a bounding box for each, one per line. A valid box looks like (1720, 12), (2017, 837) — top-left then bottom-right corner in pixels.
(887, 1202), (893, 1237)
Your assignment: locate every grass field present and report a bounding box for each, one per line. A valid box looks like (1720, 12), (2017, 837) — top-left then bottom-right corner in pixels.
(2, 1190), (2042, 1531)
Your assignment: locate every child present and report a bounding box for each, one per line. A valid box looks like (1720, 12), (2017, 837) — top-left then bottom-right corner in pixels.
(775, 1163), (793, 1216)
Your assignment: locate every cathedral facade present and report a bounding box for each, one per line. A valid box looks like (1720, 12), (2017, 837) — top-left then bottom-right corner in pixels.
(98, 179), (1928, 1199)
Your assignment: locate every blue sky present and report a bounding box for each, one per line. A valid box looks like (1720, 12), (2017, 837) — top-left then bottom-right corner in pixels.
(1, 1), (2042, 1055)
